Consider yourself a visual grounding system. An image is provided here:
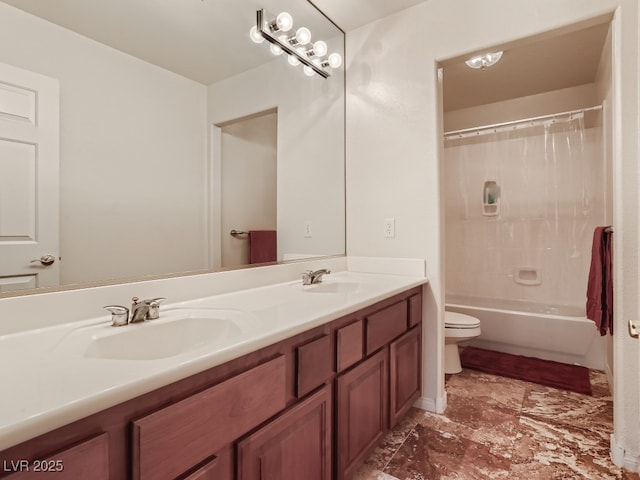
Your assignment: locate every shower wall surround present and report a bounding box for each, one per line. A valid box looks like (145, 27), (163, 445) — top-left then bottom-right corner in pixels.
(444, 116), (605, 310)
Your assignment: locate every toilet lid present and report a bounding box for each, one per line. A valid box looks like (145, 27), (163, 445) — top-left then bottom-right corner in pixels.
(445, 311), (480, 328)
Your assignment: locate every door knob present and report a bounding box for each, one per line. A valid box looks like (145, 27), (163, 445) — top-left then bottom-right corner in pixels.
(30, 254), (56, 266)
(628, 320), (640, 339)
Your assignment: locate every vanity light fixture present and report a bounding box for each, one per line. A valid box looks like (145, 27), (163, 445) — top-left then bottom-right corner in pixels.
(249, 9), (342, 78)
(465, 51), (503, 70)
(288, 27), (311, 46)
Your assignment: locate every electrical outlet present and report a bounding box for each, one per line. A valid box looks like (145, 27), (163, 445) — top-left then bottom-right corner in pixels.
(304, 220), (313, 238)
(384, 218), (395, 238)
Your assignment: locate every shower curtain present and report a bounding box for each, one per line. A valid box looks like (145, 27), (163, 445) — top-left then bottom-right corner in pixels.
(444, 112), (604, 311)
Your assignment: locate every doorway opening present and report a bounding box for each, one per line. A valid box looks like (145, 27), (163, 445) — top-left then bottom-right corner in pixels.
(218, 109), (277, 268)
(438, 13), (615, 425)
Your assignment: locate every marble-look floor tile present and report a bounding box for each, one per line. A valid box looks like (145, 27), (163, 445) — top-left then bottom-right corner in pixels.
(445, 369), (527, 412)
(352, 368), (639, 480)
(522, 384), (613, 436)
(362, 408), (427, 470)
(384, 423), (468, 479)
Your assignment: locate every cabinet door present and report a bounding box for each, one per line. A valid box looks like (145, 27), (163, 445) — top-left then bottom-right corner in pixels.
(237, 384), (332, 480)
(4, 434), (109, 480)
(390, 326), (421, 428)
(336, 349), (388, 480)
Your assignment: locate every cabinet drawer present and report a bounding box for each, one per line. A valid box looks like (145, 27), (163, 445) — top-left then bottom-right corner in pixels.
(296, 335), (333, 397)
(408, 293), (422, 327)
(132, 355), (287, 480)
(365, 301), (408, 354)
(5, 433), (109, 480)
(336, 320), (363, 372)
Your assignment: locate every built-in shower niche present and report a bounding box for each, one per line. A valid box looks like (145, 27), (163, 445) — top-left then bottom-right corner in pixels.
(482, 180), (500, 216)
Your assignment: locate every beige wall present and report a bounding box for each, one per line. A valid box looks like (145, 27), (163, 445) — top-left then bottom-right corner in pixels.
(346, 0), (639, 466)
(444, 83), (598, 131)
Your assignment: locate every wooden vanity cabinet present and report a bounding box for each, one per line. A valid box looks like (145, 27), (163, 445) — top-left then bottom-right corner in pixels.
(336, 349), (389, 480)
(0, 286), (422, 480)
(335, 290), (423, 480)
(132, 355), (287, 480)
(390, 326), (421, 427)
(2, 434), (109, 480)
(237, 384), (332, 480)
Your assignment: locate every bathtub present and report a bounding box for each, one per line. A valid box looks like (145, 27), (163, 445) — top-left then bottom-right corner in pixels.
(446, 295), (605, 370)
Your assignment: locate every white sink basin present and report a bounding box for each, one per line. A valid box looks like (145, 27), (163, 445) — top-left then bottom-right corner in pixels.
(56, 308), (246, 361)
(294, 280), (364, 295)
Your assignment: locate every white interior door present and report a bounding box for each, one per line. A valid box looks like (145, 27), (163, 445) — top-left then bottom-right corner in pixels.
(0, 62), (59, 293)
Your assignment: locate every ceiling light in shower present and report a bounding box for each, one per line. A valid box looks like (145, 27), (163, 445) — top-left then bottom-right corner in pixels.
(465, 51), (503, 70)
(249, 9), (343, 78)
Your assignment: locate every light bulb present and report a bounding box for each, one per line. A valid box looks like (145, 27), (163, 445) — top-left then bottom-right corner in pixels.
(312, 40), (327, 57)
(270, 43), (283, 56)
(295, 27), (311, 46)
(303, 65), (315, 77)
(249, 26), (264, 44)
(465, 51), (503, 69)
(288, 55), (300, 66)
(327, 53), (342, 68)
(275, 12), (293, 32)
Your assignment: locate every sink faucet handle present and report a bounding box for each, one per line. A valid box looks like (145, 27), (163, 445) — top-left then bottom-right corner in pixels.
(104, 305), (129, 327)
(302, 270), (314, 285)
(144, 297), (166, 320)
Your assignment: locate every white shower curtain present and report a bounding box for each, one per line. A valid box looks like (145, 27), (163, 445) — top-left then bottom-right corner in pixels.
(444, 112), (604, 311)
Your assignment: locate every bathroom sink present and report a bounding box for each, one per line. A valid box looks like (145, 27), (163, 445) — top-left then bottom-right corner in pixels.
(56, 308), (246, 361)
(295, 281), (364, 295)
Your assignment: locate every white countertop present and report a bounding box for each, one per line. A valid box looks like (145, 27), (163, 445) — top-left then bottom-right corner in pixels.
(0, 270), (427, 451)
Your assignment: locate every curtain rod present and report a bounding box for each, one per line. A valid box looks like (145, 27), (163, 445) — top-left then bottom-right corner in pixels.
(443, 104), (603, 140)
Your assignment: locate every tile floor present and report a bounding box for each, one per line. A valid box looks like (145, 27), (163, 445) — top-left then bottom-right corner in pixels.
(353, 368), (639, 480)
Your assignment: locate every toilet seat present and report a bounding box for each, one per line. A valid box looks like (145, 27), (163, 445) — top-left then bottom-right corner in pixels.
(445, 311), (480, 329)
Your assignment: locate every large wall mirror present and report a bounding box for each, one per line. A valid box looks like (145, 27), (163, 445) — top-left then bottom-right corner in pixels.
(0, 0), (345, 297)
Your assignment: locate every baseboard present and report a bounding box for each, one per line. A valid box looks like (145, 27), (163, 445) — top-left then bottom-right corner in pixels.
(414, 392), (447, 414)
(610, 434), (640, 472)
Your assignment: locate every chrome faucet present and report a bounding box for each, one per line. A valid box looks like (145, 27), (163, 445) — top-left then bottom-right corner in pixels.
(130, 297), (149, 323)
(103, 296), (166, 326)
(302, 268), (331, 285)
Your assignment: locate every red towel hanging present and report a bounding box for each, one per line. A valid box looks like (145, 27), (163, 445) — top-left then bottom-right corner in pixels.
(248, 230), (277, 264)
(586, 226), (613, 335)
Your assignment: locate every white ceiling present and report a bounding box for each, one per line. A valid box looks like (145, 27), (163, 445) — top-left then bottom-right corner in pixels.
(311, 0), (428, 31)
(2, 0), (610, 111)
(0, 0), (342, 85)
(442, 23), (610, 111)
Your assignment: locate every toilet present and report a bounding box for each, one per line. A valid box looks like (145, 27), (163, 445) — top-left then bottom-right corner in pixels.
(445, 311), (481, 374)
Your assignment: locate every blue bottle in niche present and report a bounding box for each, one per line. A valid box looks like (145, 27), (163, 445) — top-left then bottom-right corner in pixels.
(483, 181), (499, 216)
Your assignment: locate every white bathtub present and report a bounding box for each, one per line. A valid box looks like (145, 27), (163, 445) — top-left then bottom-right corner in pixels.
(446, 295), (605, 370)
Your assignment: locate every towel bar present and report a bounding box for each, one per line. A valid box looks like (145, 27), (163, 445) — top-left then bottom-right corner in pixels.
(230, 229), (249, 237)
